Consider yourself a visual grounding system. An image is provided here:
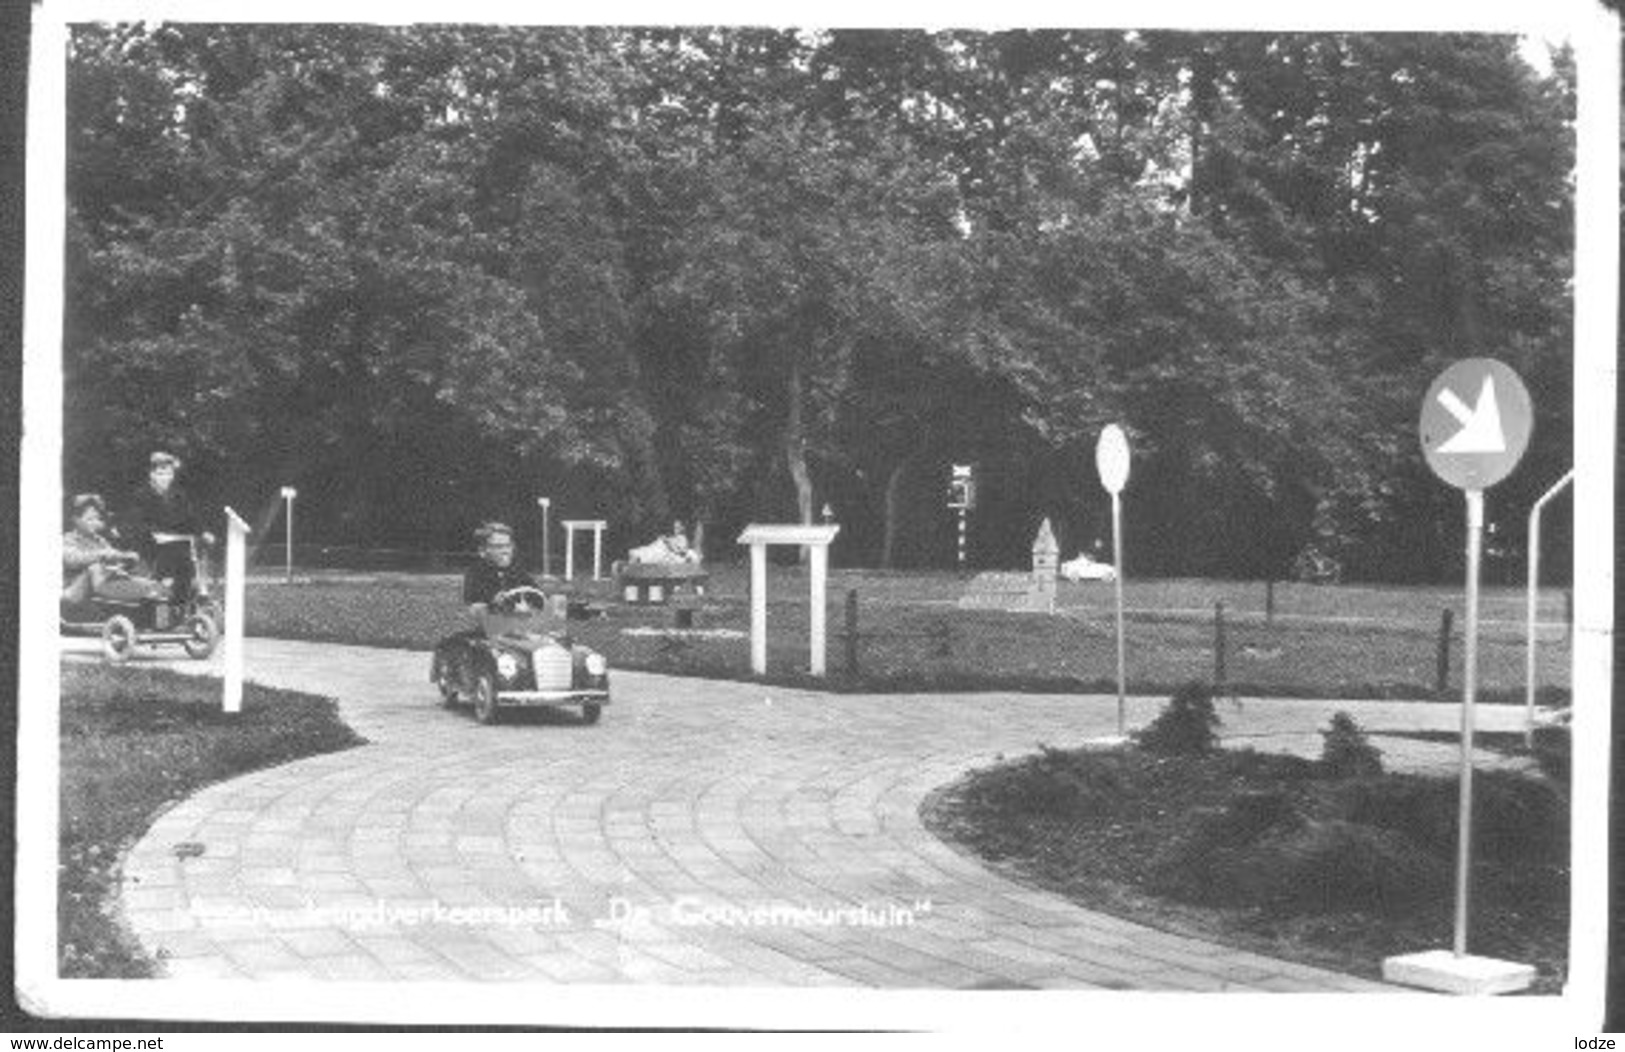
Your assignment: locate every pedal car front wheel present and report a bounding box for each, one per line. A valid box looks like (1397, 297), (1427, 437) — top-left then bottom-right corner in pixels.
(102, 616), (137, 663)
(182, 613), (219, 659)
(471, 671), (501, 725)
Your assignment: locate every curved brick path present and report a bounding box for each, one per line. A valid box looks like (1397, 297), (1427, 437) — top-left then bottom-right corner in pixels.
(96, 639), (1527, 989)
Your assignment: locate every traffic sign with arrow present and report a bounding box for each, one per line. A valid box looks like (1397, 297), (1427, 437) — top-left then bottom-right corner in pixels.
(1390, 356), (1538, 990)
(1420, 358), (1533, 491)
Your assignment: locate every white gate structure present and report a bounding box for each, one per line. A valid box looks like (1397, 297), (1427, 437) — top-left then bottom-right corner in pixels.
(737, 524), (840, 677)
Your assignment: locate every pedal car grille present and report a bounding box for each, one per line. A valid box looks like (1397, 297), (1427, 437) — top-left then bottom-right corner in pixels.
(532, 642), (574, 691)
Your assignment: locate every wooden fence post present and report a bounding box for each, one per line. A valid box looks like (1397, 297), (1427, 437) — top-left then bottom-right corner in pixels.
(1213, 600), (1226, 693)
(1265, 579), (1276, 626)
(1436, 608), (1454, 700)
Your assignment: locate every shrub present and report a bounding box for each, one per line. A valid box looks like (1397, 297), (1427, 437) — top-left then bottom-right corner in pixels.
(1135, 681), (1221, 756)
(1018, 745), (1128, 818)
(1335, 769), (1568, 864)
(1318, 711), (1385, 779)
(1336, 776), (1455, 850)
(1530, 724), (1570, 784)
(1241, 820), (1451, 913)
(1147, 788), (1306, 903)
(1470, 770), (1569, 863)
(1229, 748), (1318, 783)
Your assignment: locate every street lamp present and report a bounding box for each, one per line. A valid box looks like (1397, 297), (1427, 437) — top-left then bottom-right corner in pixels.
(279, 487), (297, 584)
(537, 496), (552, 578)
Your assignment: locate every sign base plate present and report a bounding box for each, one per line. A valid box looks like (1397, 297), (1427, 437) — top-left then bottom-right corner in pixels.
(1381, 949), (1535, 995)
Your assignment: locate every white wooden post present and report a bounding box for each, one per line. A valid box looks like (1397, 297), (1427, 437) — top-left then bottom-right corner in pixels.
(538, 497), (552, 578)
(561, 520), (607, 582)
(749, 541), (768, 675)
(809, 542), (829, 676)
(280, 486), (296, 584)
(223, 506), (250, 714)
(738, 525), (840, 677)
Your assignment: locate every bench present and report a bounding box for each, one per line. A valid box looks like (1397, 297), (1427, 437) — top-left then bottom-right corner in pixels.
(613, 560), (710, 606)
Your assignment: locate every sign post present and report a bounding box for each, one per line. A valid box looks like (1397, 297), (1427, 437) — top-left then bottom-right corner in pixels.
(1384, 358), (1535, 995)
(223, 507), (251, 715)
(1096, 425), (1131, 739)
(537, 497), (552, 578)
(279, 487), (296, 584)
(949, 465), (973, 571)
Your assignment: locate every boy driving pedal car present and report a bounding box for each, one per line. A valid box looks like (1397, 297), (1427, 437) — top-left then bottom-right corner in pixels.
(436, 521), (542, 696)
(62, 494), (167, 604)
(463, 521), (540, 622)
(124, 451), (213, 602)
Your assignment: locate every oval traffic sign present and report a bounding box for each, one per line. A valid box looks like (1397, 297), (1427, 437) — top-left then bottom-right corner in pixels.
(1419, 358), (1533, 491)
(1096, 424), (1131, 495)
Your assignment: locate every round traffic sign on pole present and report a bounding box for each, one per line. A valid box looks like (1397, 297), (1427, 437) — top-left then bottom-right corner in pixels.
(1094, 424), (1131, 739)
(1096, 424), (1131, 495)
(1420, 358), (1533, 491)
(1415, 357), (1535, 974)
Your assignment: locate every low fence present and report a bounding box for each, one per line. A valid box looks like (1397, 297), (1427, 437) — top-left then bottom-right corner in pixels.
(827, 585), (1572, 703)
(238, 555), (1573, 703)
(250, 543), (478, 574)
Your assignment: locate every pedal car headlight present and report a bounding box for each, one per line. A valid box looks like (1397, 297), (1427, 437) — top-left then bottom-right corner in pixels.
(585, 653), (607, 677)
(496, 652), (522, 681)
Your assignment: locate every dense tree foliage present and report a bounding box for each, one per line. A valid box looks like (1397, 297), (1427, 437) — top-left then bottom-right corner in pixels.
(64, 25), (1575, 580)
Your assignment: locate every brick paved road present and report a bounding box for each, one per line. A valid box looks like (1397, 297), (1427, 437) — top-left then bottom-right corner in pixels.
(102, 639), (1526, 989)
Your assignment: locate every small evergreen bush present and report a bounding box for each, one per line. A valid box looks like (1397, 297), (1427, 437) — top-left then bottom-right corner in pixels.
(1318, 711), (1384, 779)
(1135, 681), (1221, 756)
(1530, 724), (1570, 784)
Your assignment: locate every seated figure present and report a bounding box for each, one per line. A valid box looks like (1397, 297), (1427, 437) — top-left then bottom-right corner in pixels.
(433, 521), (541, 696)
(628, 521), (702, 566)
(62, 493), (166, 604)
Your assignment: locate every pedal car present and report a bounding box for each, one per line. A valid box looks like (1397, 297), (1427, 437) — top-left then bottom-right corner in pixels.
(61, 534), (220, 662)
(430, 585), (609, 725)
(1060, 551), (1117, 582)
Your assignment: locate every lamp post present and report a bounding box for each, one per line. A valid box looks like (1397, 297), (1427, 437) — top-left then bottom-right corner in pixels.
(538, 497), (552, 578)
(279, 487), (296, 584)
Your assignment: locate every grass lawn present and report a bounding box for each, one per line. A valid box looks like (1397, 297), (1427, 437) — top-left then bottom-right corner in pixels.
(243, 566), (1571, 703)
(922, 733), (1570, 992)
(59, 663), (365, 977)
